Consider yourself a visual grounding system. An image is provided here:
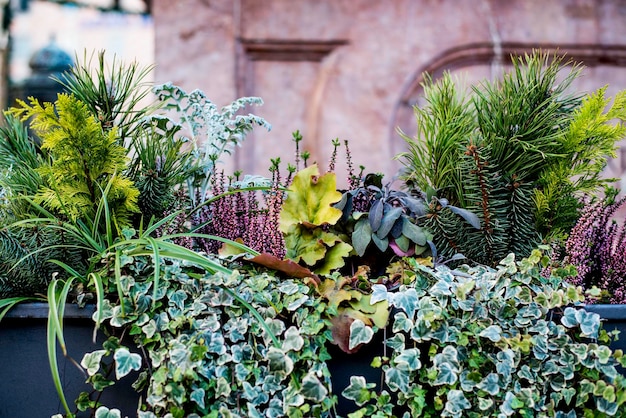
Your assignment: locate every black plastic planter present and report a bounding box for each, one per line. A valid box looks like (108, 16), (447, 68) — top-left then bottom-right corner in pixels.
(585, 304), (626, 354)
(0, 303), (140, 418)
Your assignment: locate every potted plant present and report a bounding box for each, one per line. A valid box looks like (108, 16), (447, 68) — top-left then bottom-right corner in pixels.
(1, 50), (626, 417)
(557, 190), (626, 355)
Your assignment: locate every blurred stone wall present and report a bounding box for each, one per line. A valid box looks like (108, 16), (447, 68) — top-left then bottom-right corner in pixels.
(153, 0), (626, 189)
(0, 0), (9, 110)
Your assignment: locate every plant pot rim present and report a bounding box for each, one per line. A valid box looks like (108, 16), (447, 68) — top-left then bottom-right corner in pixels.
(584, 303), (626, 319)
(3, 302), (95, 319)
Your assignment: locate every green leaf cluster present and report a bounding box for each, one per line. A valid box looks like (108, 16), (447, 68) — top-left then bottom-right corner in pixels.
(79, 248), (335, 417)
(279, 164), (352, 275)
(342, 250), (626, 417)
(9, 93), (139, 230)
(0, 51), (271, 299)
(398, 51), (626, 265)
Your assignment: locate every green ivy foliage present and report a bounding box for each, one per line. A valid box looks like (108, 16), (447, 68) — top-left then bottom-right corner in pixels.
(80, 250), (336, 418)
(343, 250), (626, 417)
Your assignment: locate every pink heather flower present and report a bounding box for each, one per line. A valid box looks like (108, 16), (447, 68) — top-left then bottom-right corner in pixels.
(564, 197), (626, 304)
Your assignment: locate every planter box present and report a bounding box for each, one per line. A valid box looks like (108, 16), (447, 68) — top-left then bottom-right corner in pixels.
(0, 303), (140, 418)
(585, 304), (626, 353)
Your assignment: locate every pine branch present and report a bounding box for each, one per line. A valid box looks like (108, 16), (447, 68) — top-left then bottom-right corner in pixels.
(396, 72), (474, 204)
(459, 141), (510, 265)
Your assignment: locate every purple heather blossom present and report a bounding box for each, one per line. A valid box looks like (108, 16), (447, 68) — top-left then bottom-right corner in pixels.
(564, 197), (626, 304)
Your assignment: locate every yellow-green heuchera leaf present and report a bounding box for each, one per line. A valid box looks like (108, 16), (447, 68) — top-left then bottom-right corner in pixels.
(279, 164), (343, 231)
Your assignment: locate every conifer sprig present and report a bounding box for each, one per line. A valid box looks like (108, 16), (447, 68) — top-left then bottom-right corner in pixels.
(9, 94), (139, 229)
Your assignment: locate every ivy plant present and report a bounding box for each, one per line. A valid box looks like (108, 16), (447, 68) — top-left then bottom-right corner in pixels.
(74, 242), (336, 418)
(341, 249), (626, 417)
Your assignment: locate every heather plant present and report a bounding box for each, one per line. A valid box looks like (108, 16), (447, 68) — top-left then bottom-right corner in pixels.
(194, 168), (286, 258)
(563, 192), (626, 304)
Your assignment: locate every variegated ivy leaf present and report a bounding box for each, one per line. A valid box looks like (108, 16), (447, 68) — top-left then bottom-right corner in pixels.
(342, 376), (375, 406)
(94, 299), (114, 322)
(138, 411), (157, 418)
(262, 375), (282, 393)
(300, 371), (329, 402)
(433, 346), (460, 385)
(142, 319), (157, 338)
(216, 376), (231, 398)
(267, 347), (294, 376)
(454, 279), (475, 300)
(385, 366), (411, 393)
(349, 319), (374, 351)
(532, 335), (549, 361)
(282, 326), (305, 352)
(444, 390), (471, 416)
(595, 345), (614, 365)
(278, 281), (300, 295)
(500, 391), (524, 416)
(94, 406), (122, 418)
(190, 388), (205, 409)
(283, 389), (305, 408)
(170, 289), (188, 309)
(518, 365), (535, 382)
(265, 318), (286, 339)
(479, 325), (503, 342)
(370, 284), (389, 305)
(386, 333), (406, 351)
(577, 309), (600, 337)
(496, 349), (515, 377)
(433, 362), (458, 386)
(266, 399), (283, 417)
(110, 305), (132, 327)
(391, 288), (419, 319)
(206, 332), (227, 354)
(459, 370), (476, 392)
(287, 295), (308, 311)
(561, 387), (576, 405)
(81, 349), (106, 376)
(393, 347), (421, 371)
(113, 347), (142, 379)
(170, 344), (193, 374)
(241, 381), (269, 404)
(118, 274), (135, 294)
(478, 397), (494, 411)
(430, 280), (452, 296)
(392, 311), (413, 333)
(477, 373), (500, 396)
(416, 295), (443, 326)
(597, 397), (619, 415)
